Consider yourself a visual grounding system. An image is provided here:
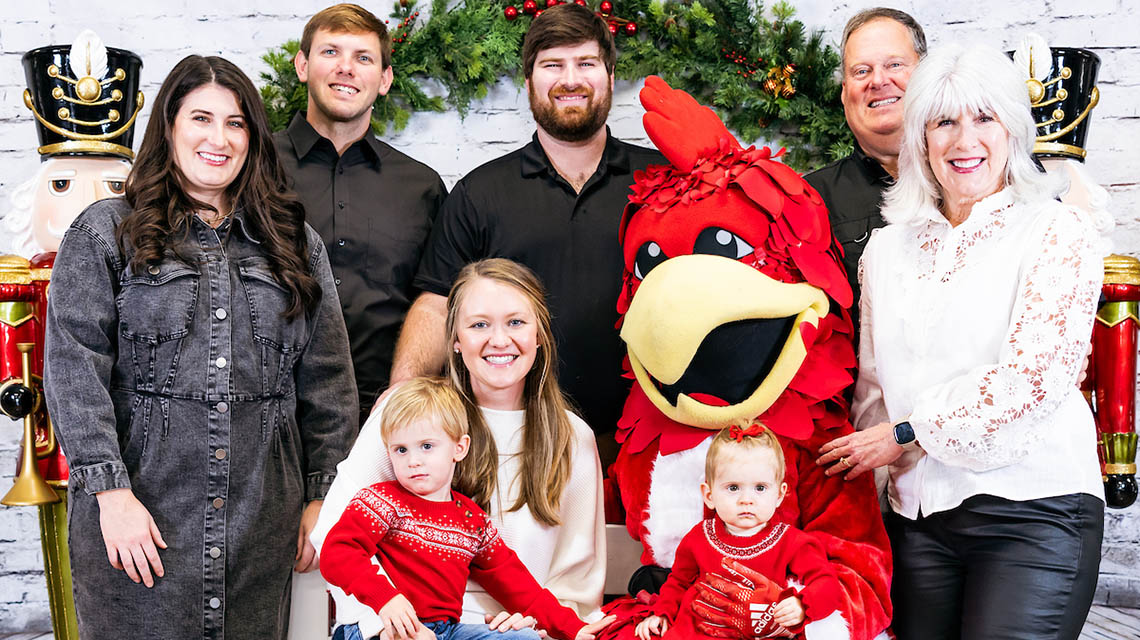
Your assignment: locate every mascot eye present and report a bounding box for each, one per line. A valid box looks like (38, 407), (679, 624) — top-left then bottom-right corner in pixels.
(49, 179), (73, 195)
(694, 227), (754, 260)
(104, 180), (125, 195)
(633, 241), (668, 280)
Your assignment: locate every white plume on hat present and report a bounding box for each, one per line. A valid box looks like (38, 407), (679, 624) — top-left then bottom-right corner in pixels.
(1012, 33), (1051, 81)
(69, 29), (108, 80)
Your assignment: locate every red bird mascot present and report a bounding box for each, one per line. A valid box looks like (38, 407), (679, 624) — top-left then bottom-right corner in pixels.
(603, 77), (891, 640)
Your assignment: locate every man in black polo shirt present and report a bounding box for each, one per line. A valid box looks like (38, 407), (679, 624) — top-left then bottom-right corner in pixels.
(275, 4), (446, 425)
(390, 3), (662, 448)
(805, 8), (926, 312)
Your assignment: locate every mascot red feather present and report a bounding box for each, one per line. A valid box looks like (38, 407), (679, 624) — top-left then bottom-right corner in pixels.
(604, 77), (891, 640)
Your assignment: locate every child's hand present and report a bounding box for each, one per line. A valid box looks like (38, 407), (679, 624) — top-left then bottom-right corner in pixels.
(379, 626), (434, 640)
(635, 615), (668, 640)
(771, 595), (804, 628)
(576, 614), (617, 640)
(380, 594), (422, 639)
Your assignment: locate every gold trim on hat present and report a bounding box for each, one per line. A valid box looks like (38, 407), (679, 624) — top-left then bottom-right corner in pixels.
(1032, 141), (1087, 159)
(57, 89), (121, 107)
(54, 108), (121, 128)
(24, 89), (144, 144)
(1037, 87), (1099, 142)
(36, 140), (134, 159)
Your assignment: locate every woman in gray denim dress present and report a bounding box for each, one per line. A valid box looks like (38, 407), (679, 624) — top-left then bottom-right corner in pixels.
(44, 55), (357, 639)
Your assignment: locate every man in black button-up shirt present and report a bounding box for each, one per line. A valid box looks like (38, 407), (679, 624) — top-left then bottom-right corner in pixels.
(391, 4), (662, 450)
(805, 8), (926, 316)
(275, 5), (446, 423)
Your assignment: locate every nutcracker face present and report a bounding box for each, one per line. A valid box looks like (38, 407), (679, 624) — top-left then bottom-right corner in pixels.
(31, 156), (129, 252)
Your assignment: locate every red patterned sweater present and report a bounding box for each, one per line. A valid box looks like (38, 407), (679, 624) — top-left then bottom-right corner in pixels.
(321, 481), (585, 640)
(652, 518), (841, 639)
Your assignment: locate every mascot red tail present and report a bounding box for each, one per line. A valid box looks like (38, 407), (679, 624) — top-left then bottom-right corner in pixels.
(602, 77), (891, 640)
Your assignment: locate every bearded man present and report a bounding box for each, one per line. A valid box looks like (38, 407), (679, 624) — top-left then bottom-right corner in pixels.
(390, 3), (662, 452)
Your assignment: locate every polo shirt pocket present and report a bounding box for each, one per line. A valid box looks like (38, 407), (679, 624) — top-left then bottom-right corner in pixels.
(832, 216), (875, 270)
(364, 216), (430, 285)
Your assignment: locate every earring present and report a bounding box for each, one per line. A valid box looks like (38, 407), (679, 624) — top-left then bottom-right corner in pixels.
(454, 348), (461, 354)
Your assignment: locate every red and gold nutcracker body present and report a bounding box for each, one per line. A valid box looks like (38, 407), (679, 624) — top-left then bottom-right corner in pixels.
(1, 254), (66, 484)
(0, 253), (78, 640)
(1085, 255), (1140, 508)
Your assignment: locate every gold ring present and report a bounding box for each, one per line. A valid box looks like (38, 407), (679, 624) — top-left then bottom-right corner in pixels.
(840, 456), (852, 469)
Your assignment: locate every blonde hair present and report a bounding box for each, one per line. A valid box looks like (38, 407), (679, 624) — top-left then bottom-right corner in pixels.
(446, 258), (575, 526)
(380, 377), (468, 444)
(705, 425), (786, 485)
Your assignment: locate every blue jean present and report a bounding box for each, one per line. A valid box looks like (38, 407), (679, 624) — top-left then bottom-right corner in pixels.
(334, 621), (542, 640)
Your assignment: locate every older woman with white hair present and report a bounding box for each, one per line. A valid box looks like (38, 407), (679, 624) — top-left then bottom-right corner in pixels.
(816, 43), (1110, 639)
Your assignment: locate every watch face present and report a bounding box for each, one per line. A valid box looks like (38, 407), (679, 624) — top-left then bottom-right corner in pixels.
(894, 421), (915, 445)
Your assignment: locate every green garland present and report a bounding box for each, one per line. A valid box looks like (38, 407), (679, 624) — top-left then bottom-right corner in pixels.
(259, 0), (852, 171)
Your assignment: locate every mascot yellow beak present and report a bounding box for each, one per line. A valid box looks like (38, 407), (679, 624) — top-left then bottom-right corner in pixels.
(621, 254), (829, 429)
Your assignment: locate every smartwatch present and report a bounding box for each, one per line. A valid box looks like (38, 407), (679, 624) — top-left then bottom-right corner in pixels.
(893, 420), (917, 449)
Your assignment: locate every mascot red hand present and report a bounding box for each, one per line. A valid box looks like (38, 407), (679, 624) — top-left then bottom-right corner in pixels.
(603, 77), (890, 640)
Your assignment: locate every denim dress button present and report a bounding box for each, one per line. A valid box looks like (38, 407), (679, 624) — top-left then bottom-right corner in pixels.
(209, 597), (221, 609)
(215, 401), (228, 413)
(209, 547), (221, 559)
(215, 308), (227, 320)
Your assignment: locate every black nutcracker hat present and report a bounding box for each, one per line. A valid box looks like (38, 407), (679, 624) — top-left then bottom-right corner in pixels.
(1011, 36), (1100, 161)
(21, 30), (144, 160)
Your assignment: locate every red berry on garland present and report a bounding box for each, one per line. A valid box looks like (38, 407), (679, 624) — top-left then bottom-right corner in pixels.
(600, 0), (613, 15)
(522, 0), (538, 14)
(535, 8), (544, 16)
(546, 0), (559, 6)
(575, 0), (587, 4)
(607, 21), (617, 34)
(624, 21), (638, 35)
(504, 5), (519, 19)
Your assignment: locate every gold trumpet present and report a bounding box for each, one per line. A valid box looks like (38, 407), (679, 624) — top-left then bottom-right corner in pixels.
(1, 342), (60, 506)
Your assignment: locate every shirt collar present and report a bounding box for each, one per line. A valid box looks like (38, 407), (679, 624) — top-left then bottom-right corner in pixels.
(917, 187), (1014, 227)
(286, 111), (382, 169)
(225, 207), (262, 244)
(520, 126), (629, 178)
(851, 141), (893, 186)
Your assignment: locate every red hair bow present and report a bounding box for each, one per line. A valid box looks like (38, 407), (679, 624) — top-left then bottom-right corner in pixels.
(729, 423), (767, 442)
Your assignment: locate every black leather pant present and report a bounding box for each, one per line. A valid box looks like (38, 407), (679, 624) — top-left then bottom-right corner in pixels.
(887, 493), (1104, 640)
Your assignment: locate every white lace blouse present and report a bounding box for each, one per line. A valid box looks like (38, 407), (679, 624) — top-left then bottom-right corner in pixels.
(852, 189), (1106, 519)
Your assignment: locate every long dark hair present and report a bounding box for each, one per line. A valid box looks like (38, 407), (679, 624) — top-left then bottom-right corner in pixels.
(119, 55), (318, 318)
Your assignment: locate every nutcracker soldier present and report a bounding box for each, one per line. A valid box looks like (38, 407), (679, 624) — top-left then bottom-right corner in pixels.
(0, 31), (142, 639)
(1, 30), (141, 258)
(1013, 35), (1136, 508)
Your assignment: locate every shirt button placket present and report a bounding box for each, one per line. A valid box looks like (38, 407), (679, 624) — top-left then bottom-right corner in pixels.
(204, 246), (232, 635)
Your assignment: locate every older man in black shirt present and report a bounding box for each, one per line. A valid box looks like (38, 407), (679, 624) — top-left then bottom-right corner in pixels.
(390, 4), (662, 448)
(275, 4), (446, 424)
(805, 8), (926, 312)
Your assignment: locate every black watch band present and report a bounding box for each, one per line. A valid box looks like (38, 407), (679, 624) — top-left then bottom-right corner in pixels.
(893, 420), (916, 447)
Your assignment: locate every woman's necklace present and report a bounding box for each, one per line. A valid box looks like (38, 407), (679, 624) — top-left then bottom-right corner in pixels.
(196, 208), (230, 228)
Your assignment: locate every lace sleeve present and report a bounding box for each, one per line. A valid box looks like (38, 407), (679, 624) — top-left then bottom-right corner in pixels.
(909, 207), (1101, 471)
(852, 236), (889, 431)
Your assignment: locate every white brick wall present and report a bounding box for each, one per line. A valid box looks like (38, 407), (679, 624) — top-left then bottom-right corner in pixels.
(1, 0), (1137, 631)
